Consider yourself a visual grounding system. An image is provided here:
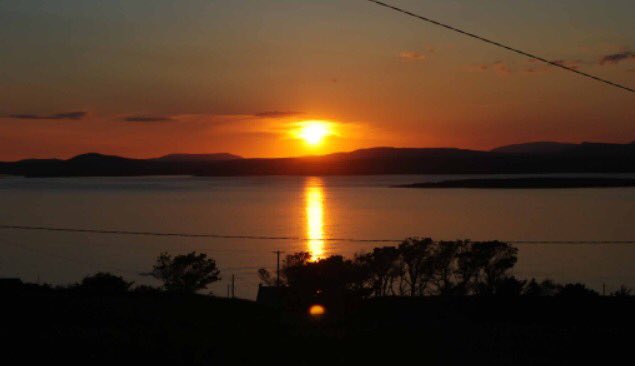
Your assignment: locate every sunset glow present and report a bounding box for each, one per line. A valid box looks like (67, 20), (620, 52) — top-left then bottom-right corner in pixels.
(305, 177), (326, 260)
(295, 121), (333, 147)
(1, 2), (633, 161)
(2, 2), (635, 363)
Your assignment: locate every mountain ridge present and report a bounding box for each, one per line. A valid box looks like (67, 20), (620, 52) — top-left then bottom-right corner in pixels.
(153, 153), (243, 162)
(491, 142), (577, 154)
(1, 142), (635, 177)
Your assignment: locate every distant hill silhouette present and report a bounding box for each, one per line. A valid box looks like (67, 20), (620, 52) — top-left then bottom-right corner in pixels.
(153, 153), (243, 162)
(68, 153), (134, 164)
(491, 142), (576, 154)
(397, 177), (635, 189)
(1, 142), (635, 177)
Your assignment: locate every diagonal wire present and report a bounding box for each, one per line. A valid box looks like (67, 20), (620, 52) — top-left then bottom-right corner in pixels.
(365, 0), (634, 94)
(0, 224), (399, 243)
(2, 224), (635, 244)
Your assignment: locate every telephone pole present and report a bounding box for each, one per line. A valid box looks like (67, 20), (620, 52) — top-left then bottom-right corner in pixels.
(272, 250), (284, 287)
(231, 274), (235, 298)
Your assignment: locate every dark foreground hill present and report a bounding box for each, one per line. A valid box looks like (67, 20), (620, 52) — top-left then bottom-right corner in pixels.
(1, 142), (635, 177)
(3, 285), (634, 365)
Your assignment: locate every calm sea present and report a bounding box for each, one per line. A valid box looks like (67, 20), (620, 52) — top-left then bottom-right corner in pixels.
(1, 174), (634, 299)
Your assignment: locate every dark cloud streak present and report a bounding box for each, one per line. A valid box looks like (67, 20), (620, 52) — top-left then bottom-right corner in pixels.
(599, 51), (635, 65)
(123, 115), (174, 122)
(7, 111), (86, 120)
(253, 111), (303, 118)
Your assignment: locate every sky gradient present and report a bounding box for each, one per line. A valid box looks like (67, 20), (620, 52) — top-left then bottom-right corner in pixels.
(1, 0), (634, 160)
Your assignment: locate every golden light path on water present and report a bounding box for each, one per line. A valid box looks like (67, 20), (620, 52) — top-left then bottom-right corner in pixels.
(305, 177), (325, 260)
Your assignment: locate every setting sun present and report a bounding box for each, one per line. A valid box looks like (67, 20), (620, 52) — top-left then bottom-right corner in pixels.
(297, 121), (332, 146)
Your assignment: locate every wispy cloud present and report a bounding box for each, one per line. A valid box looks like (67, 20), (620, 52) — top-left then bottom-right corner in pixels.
(469, 58), (586, 76)
(491, 61), (511, 75)
(552, 59), (582, 70)
(121, 111), (304, 123)
(253, 111), (303, 118)
(468, 60), (511, 76)
(123, 115), (174, 122)
(398, 51), (427, 62)
(599, 50), (635, 65)
(6, 111), (86, 120)
(524, 59), (583, 73)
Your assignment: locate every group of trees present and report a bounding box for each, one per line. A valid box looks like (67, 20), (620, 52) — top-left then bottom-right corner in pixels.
(71, 251), (221, 294)
(58, 239), (632, 301)
(358, 238), (521, 297)
(258, 238), (625, 303)
(259, 238), (525, 300)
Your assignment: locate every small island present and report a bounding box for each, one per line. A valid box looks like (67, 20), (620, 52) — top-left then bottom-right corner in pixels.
(396, 177), (635, 189)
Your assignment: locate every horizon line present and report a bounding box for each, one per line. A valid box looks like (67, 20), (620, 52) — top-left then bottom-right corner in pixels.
(2, 140), (635, 163)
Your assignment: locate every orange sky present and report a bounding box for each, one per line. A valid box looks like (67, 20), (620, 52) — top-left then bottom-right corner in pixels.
(1, 1), (634, 161)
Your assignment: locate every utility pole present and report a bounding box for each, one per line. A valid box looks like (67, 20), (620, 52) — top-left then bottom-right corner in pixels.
(231, 274), (235, 298)
(272, 250), (284, 287)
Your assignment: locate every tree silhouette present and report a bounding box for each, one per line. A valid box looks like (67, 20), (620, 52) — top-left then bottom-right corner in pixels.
(557, 283), (599, 297)
(76, 272), (133, 294)
(152, 252), (221, 294)
(398, 237), (435, 296)
(473, 241), (519, 295)
(430, 240), (462, 295)
(258, 252), (371, 308)
(285, 254), (363, 297)
(492, 276), (527, 296)
(355, 246), (401, 296)
(611, 285), (633, 297)
(524, 279), (559, 296)
(258, 268), (275, 286)
(454, 240), (518, 295)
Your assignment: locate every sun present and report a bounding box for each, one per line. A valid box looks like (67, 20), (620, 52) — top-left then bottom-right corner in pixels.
(291, 120), (337, 147)
(297, 121), (331, 146)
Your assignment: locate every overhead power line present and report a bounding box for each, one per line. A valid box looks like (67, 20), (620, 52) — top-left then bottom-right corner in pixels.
(365, 0), (635, 94)
(0, 225), (397, 243)
(2, 224), (635, 245)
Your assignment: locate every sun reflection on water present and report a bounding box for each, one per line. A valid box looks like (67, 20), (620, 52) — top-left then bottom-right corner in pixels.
(305, 177), (325, 261)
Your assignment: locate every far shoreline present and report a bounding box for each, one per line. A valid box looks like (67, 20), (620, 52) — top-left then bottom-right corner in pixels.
(395, 177), (635, 189)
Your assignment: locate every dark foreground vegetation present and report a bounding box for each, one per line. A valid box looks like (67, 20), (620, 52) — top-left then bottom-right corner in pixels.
(397, 177), (635, 189)
(258, 238), (630, 309)
(4, 281), (635, 365)
(3, 241), (635, 365)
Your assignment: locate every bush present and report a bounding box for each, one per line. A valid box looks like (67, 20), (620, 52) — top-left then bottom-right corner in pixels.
(76, 272), (133, 294)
